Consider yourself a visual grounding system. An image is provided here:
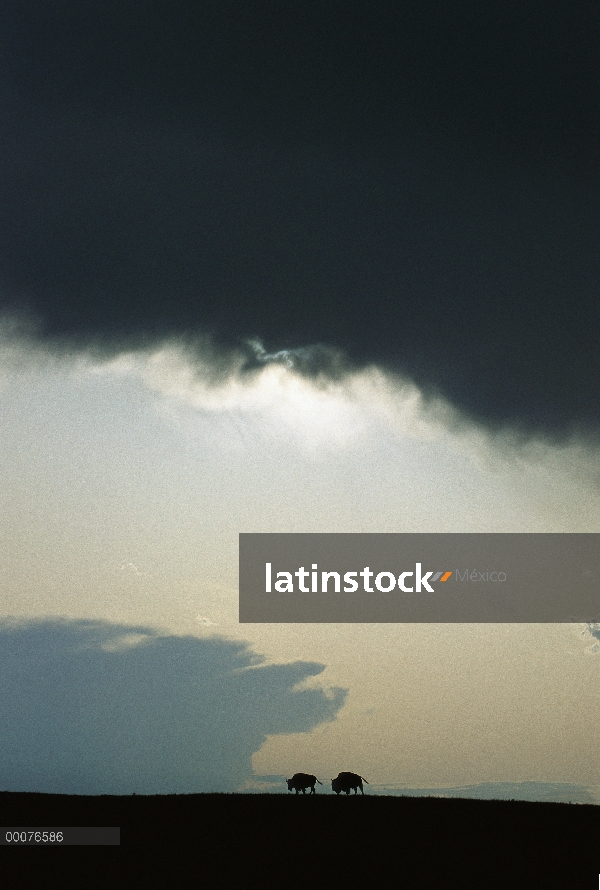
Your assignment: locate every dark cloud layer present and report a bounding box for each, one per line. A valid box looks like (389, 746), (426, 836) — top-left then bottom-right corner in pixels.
(0, 619), (345, 794)
(1, 2), (599, 436)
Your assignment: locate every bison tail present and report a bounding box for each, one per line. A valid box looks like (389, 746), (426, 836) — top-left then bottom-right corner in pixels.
(361, 777), (369, 783)
(316, 779), (323, 784)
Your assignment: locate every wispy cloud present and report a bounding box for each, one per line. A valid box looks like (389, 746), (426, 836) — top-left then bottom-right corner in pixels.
(583, 623), (600, 655)
(2, 317), (600, 480)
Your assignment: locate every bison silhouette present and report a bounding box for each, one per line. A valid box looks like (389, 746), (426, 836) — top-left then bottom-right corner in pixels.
(331, 772), (368, 795)
(286, 773), (323, 794)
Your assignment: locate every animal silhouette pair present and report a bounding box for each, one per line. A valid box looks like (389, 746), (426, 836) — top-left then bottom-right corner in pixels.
(286, 772), (368, 794)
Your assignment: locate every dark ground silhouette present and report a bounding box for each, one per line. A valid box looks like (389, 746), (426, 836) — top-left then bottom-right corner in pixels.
(1, 791), (597, 884)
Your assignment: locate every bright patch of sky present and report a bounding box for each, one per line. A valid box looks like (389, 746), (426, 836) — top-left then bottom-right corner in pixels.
(1, 323), (598, 793)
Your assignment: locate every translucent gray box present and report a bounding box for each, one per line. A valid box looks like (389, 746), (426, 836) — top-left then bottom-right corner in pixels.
(0, 827), (120, 845)
(239, 533), (600, 623)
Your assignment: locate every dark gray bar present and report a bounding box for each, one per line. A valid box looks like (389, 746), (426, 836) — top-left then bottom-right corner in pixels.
(1, 828), (120, 845)
(239, 533), (600, 623)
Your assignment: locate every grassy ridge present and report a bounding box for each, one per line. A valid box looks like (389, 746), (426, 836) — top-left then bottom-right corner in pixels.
(1, 792), (597, 841)
(1, 792), (597, 881)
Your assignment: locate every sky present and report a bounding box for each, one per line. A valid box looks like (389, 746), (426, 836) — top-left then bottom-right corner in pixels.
(0, 2), (599, 800)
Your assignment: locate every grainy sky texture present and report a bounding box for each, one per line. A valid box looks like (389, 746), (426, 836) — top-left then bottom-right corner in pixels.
(0, 2), (599, 799)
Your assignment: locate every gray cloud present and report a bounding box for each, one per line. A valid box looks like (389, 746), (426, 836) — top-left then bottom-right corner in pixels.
(1, 46), (598, 440)
(584, 623), (600, 655)
(0, 618), (347, 794)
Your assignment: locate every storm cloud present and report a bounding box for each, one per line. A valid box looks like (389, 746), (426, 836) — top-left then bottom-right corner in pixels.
(0, 619), (346, 794)
(0, 2), (598, 437)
